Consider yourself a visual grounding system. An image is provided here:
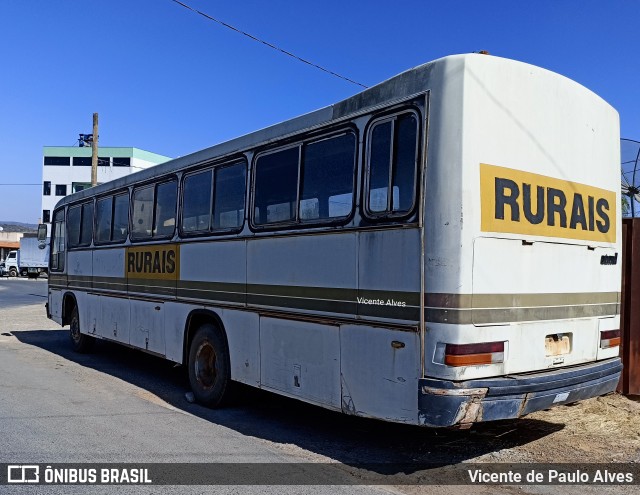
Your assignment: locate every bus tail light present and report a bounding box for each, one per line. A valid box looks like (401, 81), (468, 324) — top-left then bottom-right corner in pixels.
(444, 341), (504, 367)
(600, 330), (620, 349)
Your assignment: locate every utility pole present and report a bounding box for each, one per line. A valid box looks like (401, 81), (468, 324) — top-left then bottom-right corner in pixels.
(91, 113), (99, 186)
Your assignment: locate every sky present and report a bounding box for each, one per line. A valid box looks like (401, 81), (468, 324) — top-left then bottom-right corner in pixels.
(0, 0), (639, 223)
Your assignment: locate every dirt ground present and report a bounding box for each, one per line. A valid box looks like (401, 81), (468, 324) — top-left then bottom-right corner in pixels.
(486, 392), (640, 463)
(388, 393), (640, 495)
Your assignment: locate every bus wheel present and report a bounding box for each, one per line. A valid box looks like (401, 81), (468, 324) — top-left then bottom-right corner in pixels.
(69, 306), (95, 353)
(188, 324), (231, 407)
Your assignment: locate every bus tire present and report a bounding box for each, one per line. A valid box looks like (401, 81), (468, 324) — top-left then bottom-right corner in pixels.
(188, 324), (232, 408)
(69, 306), (95, 353)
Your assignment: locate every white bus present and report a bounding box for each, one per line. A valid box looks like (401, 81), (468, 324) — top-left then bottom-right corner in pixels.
(44, 53), (622, 427)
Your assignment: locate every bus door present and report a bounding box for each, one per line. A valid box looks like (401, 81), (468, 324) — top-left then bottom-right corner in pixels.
(47, 208), (67, 324)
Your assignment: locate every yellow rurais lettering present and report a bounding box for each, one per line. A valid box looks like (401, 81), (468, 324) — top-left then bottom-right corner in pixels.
(126, 244), (180, 280)
(480, 164), (616, 243)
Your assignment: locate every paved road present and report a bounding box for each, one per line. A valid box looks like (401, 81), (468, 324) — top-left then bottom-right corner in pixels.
(0, 279), (622, 495)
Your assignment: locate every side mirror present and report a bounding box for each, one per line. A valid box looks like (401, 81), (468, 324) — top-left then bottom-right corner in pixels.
(37, 223), (48, 249)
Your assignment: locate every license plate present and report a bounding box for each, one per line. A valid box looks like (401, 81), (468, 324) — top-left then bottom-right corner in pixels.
(545, 334), (571, 356)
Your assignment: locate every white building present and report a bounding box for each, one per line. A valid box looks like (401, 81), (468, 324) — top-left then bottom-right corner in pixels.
(41, 146), (171, 235)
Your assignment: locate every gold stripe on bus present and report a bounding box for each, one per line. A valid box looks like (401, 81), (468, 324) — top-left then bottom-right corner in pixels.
(425, 291), (620, 309)
(480, 163), (617, 243)
(425, 303), (619, 325)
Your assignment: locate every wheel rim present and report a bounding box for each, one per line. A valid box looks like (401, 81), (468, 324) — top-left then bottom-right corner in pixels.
(70, 316), (81, 343)
(195, 340), (217, 389)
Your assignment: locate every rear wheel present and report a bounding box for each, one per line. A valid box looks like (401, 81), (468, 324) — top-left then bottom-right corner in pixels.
(69, 306), (95, 353)
(188, 324), (232, 407)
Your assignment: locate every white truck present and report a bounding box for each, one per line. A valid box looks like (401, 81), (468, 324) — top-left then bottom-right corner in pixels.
(5, 234), (49, 278)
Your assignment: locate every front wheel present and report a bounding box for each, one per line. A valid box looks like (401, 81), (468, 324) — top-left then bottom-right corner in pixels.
(188, 324), (232, 407)
(8, 268), (17, 277)
(69, 306), (95, 353)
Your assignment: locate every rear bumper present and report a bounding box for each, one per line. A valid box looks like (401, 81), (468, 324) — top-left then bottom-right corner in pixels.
(418, 357), (622, 427)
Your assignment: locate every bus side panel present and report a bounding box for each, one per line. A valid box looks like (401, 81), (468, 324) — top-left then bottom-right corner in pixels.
(340, 325), (419, 423)
(247, 234), (357, 319)
(67, 250), (92, 292)
(179, 240), (247, 307)
(93, 249), (129, 344)
(358, 229), (421, 323)
(260, 317), (341, 410)
(214, 308), (261, 386)
(76, 291), (96, 336)
(98, 295), (130, 345)
(65, 250), (93, 334)
(130, 299), (165, 356)
(49, 289), (64, 325)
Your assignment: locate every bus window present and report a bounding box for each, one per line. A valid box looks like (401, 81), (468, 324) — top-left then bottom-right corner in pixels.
(366, 111), (419, 216)
(132, 180), (177, 240)
(300, 133), (355, 221)
(67, 205), (82, 247)
(95, 197), (112, 243)
(51, 209), (65, 271)
(66, 201), (93, 248)
(182, 169), (213, 233)
(154, 180), (177, 237)
(212, 162), (245, 230)
(131, 185), (154, 238)
(254, 147), (299, 225)
(79, 202), (94, 246)
(112, 192), (129, 242)
(96, 192), (129, 244)
(253, 131), (356, 227)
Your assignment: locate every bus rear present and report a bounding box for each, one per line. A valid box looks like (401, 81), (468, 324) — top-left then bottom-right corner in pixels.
(421, 55), (621, 426)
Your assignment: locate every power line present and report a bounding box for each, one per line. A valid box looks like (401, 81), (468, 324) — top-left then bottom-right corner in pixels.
(0, 183), (41, 186)
(170, 0), (368, 89)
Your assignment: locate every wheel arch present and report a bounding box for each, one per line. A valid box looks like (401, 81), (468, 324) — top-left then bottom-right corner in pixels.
(183, 309), (230, 369)
(61, 292), (78, 326)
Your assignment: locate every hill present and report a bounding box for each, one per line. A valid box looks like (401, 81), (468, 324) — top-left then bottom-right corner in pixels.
(0, 221), (38, 233)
